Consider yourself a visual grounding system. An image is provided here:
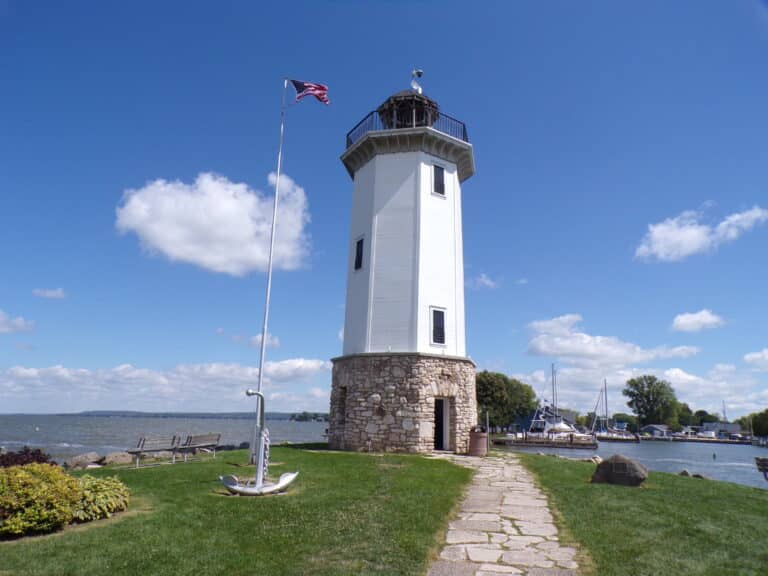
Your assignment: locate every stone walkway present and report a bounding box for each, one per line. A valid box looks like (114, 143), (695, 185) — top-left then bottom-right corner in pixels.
(427, 453), (580, 576)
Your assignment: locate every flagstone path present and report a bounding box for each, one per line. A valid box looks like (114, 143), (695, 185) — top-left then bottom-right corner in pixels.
(427, 453), (580, 576)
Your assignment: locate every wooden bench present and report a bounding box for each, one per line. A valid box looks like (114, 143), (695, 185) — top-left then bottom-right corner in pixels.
(178, 433), (221, 462)
(757, 457), (768, 481)
(127, 435), (180, 468)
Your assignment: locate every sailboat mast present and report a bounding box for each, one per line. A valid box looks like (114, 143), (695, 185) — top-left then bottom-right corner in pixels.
(590, 388), (601, 434)
(551, 363), (558, 418)
(604, 378), (609, 429)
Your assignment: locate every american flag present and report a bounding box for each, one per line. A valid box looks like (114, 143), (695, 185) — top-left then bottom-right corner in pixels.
(290, 79), (330, 105)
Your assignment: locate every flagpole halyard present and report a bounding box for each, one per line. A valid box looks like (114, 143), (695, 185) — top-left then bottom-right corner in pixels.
(251, 77), (289, 487)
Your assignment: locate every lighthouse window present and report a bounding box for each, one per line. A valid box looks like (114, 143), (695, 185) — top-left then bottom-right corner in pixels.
(431, 308), (446, 345)
(354, 238), (364, 270)
(433, 165), (445, 196)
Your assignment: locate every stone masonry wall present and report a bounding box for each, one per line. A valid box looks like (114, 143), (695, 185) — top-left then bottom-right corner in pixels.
(328, 353), (477, 453)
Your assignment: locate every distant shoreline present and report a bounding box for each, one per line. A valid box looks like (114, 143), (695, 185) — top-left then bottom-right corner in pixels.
(0, 411), (326, 421)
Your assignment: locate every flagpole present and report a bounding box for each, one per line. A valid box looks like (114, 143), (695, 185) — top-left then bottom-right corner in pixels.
(251, 78), (288, 487)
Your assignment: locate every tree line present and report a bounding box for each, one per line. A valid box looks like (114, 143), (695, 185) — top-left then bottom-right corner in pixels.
(621, 375), (723, 432)
(736, 409), (768, 437)
(475, 371), (738, 433)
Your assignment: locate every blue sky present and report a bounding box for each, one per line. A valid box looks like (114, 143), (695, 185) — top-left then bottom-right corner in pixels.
(2, 1), (768, 417)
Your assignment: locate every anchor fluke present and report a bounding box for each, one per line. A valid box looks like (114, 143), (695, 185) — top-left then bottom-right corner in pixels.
(220, 471), (299, 496)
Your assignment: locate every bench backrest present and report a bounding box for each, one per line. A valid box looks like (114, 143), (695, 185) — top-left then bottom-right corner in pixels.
(181, 433), (221, 448)
(137, 436), (179, 451)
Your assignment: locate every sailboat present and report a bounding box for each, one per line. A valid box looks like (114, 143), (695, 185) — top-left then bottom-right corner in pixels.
(527, 365), (589, 439)
(591, 379), (638, 442)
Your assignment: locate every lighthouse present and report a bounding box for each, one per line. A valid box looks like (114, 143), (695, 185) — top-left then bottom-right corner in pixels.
(329, 79), (477, 453)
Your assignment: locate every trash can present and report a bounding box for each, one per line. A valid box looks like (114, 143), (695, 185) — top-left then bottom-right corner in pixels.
(468, 430), (488, 457)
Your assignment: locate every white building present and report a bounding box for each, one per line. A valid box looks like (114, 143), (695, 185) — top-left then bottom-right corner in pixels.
(329, 88), (477, 453)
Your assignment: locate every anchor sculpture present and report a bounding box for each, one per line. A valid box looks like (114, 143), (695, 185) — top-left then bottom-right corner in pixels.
(219, 389), (299, 496)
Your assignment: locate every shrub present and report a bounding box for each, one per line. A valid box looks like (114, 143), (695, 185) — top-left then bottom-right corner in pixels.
(0, 446), (54, 468)
(0, 463), (82, 536)
(72, 475), (130, 522)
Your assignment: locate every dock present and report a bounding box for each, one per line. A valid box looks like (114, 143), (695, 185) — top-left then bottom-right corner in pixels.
(493, 434), (597, 450)
(642, 436), (752, 445)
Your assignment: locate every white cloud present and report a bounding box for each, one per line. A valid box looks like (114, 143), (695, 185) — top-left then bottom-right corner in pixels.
(744, 348), (768, 370)
(249, 333), (281, 349)
(711, 363), (736, 376)
(116, 172), (310, 276)
(0, 359), (332, 413)
(214, 328), (279, 349)
(518, 314), (707, 415)
(516, 278), (529, 285)
(263, 358), (331, 382)
(529, 314), (582, 337)
(337, 327), (344, 342)
(0, 310), (34, 334)
(671, 309), (725, 332)
(527, 314), (697, 367)
(512, 361), (765, 420)
(510, 369), (547, 388)
(309, 387), (329, 399)
(32, 288), (66, 299)
(662, 365), (765, 416)
(636, 206), (768, 262)
(516, 316), (766, 417)
(468, 273), (498, 289)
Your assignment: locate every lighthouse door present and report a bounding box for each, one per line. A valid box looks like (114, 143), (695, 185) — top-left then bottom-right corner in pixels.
(434, 398), (449, 450)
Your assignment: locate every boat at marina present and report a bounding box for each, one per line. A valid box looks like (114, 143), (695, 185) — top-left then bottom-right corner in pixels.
(589, 380), (639, 442)
(497, 366), (597, 449)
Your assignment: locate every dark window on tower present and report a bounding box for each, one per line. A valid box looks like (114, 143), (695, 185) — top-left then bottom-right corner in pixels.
(432, 308), (446, 345)
(354, 238), (364, 270)
(433, 165), (445, 196)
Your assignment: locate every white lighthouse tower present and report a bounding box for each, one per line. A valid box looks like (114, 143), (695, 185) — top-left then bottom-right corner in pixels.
(329, 79), (477, 453)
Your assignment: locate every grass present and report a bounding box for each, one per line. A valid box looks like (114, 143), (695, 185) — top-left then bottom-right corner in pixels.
(0, 445), (472, 576)
(518, 452), (768, 576)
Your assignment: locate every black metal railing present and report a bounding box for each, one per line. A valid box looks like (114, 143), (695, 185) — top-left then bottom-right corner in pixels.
(346, 110), (469, 148)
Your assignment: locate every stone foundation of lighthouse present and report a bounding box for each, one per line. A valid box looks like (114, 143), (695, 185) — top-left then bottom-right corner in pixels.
(328, 353), (476, 453)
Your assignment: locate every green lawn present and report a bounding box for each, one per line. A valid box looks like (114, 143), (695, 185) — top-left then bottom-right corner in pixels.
(518, 453), (768, 576)
(0, 446), (472, 576)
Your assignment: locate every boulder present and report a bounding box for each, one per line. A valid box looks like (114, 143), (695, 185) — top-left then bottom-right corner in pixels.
(679, 469), (691, 477)
(64, 451), (102, 470)
(692, 473), (709, 480)
(591, 454), (648, 487)
(102, 451), (133, 466)
(149, 450), (175, 460)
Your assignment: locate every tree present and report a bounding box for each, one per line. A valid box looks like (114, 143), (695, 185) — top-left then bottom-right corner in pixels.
(677, 403), (695, 427)
(476, 371), (537, 430)
(694, 410), (719, 425)
(622, 375), (679, 428)
(737, 408), (768, 437)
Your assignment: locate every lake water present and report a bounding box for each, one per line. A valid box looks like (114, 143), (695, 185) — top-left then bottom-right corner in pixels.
(0, 414), (327, 462)
(2, 414), (766, 490)
(502, 440), (768, 490)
